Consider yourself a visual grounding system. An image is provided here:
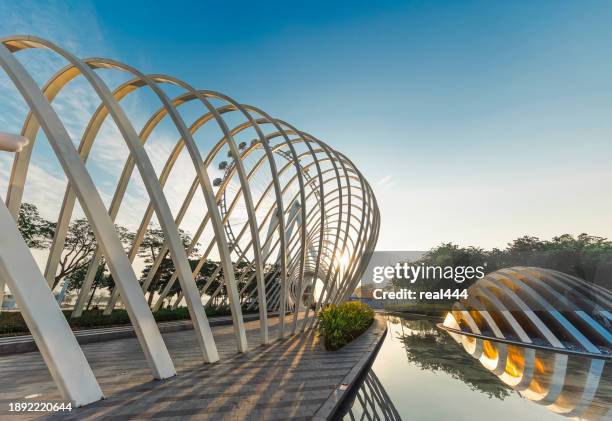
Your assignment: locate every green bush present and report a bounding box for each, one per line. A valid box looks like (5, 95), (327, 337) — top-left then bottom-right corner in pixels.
(317, 301), (374, 351)
(0, 305), (253, 336)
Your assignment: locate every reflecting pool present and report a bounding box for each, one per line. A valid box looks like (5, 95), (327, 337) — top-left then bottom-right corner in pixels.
(339, 314), (611, 420)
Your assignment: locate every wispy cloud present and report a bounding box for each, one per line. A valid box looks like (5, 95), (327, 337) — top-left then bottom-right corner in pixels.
(0, 1), (149, 227)
(375, 174), (395, 194)
(1, 1), (114, 212)
(0, 1), (233, 248)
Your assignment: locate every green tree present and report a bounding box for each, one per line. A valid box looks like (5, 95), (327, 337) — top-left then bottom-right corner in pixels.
(138, 225), (198, 305)
(55, 220), (132, 290)
(17, 202), (55, 249)
(17, 203), (132, 291)
(65, 261), (114, 310)
(396, 316), (512, 399)
(386, 233), (612, 310)
(195, 259), (221, 293)
(153, 259), (223, 308)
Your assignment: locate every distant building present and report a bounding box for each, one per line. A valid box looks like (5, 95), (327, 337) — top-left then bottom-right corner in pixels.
(1, 293), (16, 310)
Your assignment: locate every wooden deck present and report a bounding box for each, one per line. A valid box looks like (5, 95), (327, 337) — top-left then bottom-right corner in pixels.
(0, 314), (386, 420)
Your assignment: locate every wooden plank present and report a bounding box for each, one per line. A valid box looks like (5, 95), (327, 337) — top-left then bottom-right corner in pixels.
(0, 314), (385, 420)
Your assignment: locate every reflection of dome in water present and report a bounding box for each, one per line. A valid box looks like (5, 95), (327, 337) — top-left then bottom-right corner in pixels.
(441, 266), (611, 420)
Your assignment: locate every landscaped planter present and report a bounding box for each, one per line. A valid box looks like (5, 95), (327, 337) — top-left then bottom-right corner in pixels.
(317, 301), (375, 351)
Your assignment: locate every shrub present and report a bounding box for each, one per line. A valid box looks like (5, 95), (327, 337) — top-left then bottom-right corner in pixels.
(317, 301), (374, 351)
(0, 305), (254, 336)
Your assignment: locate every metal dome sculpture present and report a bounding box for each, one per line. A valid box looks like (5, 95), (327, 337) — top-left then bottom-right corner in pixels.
(0, 35), (379, 406)
(440, 266), (611, 420)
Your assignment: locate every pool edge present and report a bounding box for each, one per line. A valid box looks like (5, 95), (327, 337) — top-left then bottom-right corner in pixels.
(313, 313), (389, 420)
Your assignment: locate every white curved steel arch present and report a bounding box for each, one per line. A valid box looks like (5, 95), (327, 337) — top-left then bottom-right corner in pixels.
(0, 35), (379, 406)
(442, 266), (611, 419)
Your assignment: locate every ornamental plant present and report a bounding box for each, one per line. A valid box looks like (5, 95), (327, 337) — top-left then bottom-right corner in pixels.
(317, 301), (374, 351)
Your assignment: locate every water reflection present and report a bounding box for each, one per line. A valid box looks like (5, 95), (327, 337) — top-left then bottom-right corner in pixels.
(440, 327), (611, 420)
(439, 266), (612, 420)
(394, 315), (513, 399)
(341, 314), (610, 420)
(340, 369), (402, 421)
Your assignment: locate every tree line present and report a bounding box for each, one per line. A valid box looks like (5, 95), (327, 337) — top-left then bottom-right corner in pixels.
(391, 234), (612, 292)
(354, 233), (612, 300)
(16, 202), (257, 310)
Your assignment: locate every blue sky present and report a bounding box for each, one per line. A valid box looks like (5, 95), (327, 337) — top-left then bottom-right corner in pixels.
(1, 0), (611, 250)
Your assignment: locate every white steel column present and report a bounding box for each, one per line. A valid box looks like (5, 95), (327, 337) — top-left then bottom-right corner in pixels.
(0, 42), (176, 380)
(0, 202), (103, 406)
(0, 34), (380, 406)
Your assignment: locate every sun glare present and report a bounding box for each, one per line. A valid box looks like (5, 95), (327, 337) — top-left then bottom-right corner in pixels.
(336, 251), (350, 270)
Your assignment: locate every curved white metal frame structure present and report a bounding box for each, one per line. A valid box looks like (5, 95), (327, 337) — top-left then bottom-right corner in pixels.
(442, 266), (611, 420)
(0, 35), (380, 406)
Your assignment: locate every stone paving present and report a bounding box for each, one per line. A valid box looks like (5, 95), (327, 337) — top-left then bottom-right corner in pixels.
(0, 313), (385, 420)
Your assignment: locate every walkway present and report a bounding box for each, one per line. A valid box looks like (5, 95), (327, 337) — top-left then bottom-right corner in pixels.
(0, 314), (386, 420)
